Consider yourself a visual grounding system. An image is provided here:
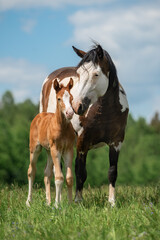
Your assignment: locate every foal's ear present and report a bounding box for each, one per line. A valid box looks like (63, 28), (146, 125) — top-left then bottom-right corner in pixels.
(72, 46), (86, 58)
(53, 79), (60, 92)
(68, 78), (73, 90)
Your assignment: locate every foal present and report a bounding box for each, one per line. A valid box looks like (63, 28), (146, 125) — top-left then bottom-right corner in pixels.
(26, 78), (75, 207)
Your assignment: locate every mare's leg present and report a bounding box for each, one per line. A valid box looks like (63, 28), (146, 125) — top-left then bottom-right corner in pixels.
(50, 145), (63, 208)
(63, 149), (74, 203)
(75, 151), (87, 202)
(108, 145), (120, 207)
(26, 145), (42, 206)
(44, 151), (53, 205)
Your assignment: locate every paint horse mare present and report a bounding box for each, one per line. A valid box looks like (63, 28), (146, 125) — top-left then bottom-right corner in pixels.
(40, 44), (129, 206)
(26, 78), (75, 207)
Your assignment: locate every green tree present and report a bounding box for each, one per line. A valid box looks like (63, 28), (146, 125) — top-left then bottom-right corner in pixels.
(150, 112), (160, 133)
(0, 91), (15, 124)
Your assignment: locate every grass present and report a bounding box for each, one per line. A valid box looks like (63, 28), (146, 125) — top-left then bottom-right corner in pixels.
(0, 183), (160, 240)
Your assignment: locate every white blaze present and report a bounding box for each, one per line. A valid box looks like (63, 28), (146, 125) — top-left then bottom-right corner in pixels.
(62, 90), (73, 117)
(72, 61), (109, 105)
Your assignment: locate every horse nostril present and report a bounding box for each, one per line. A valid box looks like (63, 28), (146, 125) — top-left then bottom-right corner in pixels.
(78, 104), (83, 115)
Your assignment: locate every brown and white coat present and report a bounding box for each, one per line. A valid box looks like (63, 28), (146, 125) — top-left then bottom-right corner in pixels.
(40, 44), (129, 206)
(26, 79), (75, 207)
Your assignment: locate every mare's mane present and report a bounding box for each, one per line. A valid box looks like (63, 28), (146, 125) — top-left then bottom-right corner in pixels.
(77, 44), (118, 88)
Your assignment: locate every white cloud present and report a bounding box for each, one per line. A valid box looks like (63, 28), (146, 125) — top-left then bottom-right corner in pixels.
(0, 0), (112, 11)
(21, 19), (37, 33)
(68, 3), (160, 119)
(0, 58), (47, 103)
(69, 6), (160, 57)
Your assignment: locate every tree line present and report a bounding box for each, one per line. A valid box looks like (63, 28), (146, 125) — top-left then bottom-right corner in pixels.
(0, 91), (160, 186)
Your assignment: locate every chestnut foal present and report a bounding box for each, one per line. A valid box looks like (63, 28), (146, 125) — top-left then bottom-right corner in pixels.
(26, 78), (75, 207)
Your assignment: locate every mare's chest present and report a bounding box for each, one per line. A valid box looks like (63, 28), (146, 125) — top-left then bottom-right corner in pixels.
(75, 95), (128, 150)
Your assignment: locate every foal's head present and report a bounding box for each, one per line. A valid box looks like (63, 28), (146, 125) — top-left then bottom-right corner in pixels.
(53, 78), (74, 120)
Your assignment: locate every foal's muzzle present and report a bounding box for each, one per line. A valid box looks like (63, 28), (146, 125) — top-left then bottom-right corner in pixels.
(66, 108), (74, 120)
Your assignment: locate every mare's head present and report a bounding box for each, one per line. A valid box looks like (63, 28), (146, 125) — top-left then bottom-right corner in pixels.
(72, 44), (118, 115)
(54, 78), (74, 120)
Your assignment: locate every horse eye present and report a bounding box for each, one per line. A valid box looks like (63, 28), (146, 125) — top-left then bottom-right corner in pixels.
(58, 98), (61, 101)
(94, 73), (99, 77)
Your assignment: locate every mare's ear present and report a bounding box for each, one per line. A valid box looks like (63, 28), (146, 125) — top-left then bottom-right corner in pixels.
(72, 46), (86, 58)
(68, 78), (73, 90)
(53, 79), (60, 92)
(96, 45), (104, 60)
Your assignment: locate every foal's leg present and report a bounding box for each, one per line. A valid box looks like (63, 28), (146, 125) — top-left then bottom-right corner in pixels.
(50, 145), (63, 208)
(108, 145), (120, 207)
(75, 151), (87, 202)
(44, 151), (53, 205)
(26, 145), (42, 206)
(63, 149), (73, 203)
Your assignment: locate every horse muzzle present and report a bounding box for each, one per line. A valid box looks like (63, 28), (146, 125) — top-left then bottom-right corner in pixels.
(66, 108), (74, 120)
(72, 97), (91, 116)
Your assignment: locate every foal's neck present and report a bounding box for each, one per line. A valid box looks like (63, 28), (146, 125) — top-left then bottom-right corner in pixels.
(55, 102), (69, 128)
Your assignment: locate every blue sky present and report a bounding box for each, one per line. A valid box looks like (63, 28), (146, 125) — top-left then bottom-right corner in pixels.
(0, 0), (160, 121)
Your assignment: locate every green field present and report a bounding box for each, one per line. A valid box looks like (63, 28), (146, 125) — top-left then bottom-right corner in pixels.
(0, 183), (159, 240)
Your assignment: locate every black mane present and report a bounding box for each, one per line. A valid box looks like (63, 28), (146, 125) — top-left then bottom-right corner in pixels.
(77, 44), (118, 87)
(77, 46), (99, 68)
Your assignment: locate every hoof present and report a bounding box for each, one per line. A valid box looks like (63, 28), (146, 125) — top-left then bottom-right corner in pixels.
(54, 201), (59, 209)
(53, 202), (62, 211)
(109, 198), (115, 207)
(75, 198), (83, 203)
(75, 191), (83, 203)
(46, 200), (51, 206)
(26, 200), (31, 207)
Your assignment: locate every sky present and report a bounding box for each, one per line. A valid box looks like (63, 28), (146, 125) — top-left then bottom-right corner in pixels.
(0, 0), (160, 121)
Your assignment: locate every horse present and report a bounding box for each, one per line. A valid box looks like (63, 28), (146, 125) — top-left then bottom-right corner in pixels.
(40, 44), (129, 206)
(26, 78), (75, 207)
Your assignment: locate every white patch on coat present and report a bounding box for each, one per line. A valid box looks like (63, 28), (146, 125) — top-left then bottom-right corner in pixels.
(119, 87), (129, 112)
(59, 76), (79, 94)
(47, 83), (57, 113)
(111, 142), (122, 152)
(78, 127), (84, 137)
(59, 77), (72, 87)
(39, 76), (49, 113)
(71, 113), (84, 136)
(72, 62), (109, 105)
(40, 76), (79, 114)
